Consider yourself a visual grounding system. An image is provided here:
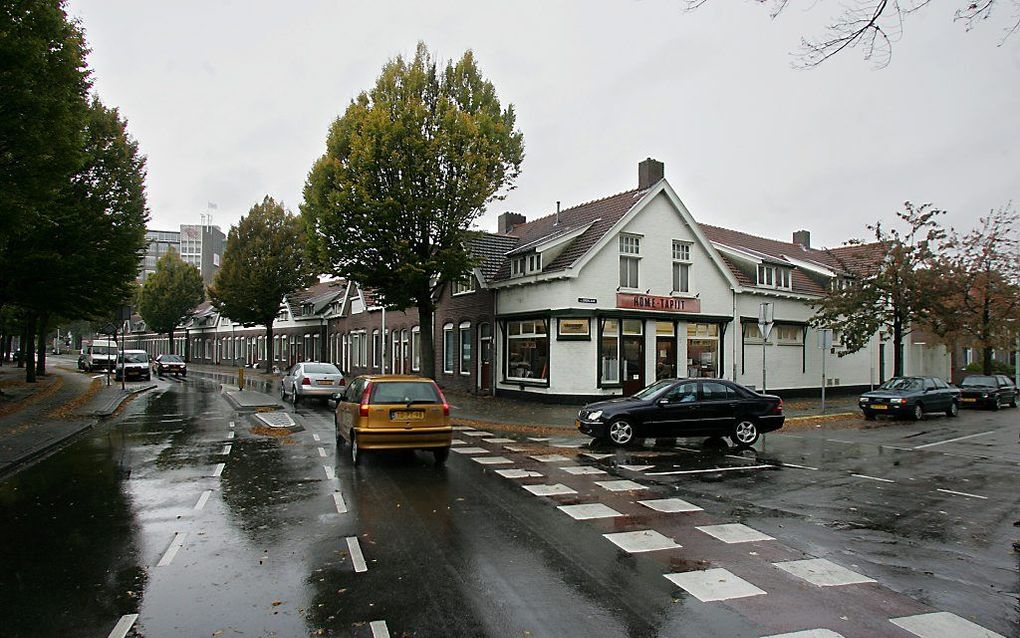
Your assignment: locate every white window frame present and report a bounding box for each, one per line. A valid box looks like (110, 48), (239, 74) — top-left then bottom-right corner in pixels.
(411, 326), (421, 371)
(452, 277), (476, 295)
(372, 330), (381, 368)
(443, 323), (455, 374)
(459, 321), (471, 376)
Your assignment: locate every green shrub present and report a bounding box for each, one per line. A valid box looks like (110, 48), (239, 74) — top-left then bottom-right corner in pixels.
(964, 360), (1015, 375)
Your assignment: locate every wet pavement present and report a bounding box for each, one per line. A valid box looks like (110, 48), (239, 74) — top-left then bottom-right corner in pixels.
(0, 375), (1016, 637)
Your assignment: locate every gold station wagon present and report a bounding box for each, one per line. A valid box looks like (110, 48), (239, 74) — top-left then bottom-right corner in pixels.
(334, 375), (452, 466)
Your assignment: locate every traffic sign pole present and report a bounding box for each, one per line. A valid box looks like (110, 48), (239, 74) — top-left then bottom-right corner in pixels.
(758, 302), (774, 394)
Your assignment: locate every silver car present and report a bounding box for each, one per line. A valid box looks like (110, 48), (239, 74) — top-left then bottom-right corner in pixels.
(281, 362), (345, 405)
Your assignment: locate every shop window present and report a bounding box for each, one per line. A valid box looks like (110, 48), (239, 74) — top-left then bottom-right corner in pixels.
(443, 323), (455, 374)
(600, 319), (620, 384)
(506, 319), (549, 381)
(459, 322), (471, 375)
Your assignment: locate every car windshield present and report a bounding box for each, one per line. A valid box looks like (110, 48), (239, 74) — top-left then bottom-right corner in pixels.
(632, 379), (675, 400)
(879, 378), (923, 392)
(92, 346), (116, 355)
(303, 363), (340, 375)
(118, 353), (148, 363)
(370, 381), (440, 404)
(160, 355), (183, 363)
(961, 376), (996, 387)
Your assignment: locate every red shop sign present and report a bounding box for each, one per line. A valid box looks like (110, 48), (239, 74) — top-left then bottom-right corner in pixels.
(616, 293), (701, 313)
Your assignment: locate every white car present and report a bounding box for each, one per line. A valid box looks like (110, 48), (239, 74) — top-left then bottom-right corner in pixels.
(281, 362), (345, 405)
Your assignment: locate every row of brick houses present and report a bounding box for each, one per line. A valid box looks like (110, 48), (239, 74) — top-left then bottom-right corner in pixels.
(124, 158), (953, 401)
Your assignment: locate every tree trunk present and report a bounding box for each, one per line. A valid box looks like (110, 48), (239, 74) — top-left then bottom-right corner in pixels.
(24, 314), (36, 382)
(264, 323), (274, 373)
(417, 298), (436, 380)
(981, 294), (992, 375)
(892, 312), (904, 377)
(982, 346), (994, 376)
(0, 332), (6, 366)
(36, 312), (48, 376)
(168, 328), (174, 355)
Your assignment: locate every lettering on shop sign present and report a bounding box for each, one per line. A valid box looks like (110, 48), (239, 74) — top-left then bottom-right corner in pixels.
(616, 293), (701, 313)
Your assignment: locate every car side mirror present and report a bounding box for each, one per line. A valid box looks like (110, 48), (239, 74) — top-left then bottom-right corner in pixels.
(656, 398), (670, 407)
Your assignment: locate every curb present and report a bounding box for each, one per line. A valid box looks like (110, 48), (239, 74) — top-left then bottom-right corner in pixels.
(785, 411), (858, 423)
(92, 383), (158, 418)
(221, 389), (283, 412)
(0, 420), (96, 482)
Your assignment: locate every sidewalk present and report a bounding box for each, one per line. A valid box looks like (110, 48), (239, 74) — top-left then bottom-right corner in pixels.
(0, 358), (154, 478)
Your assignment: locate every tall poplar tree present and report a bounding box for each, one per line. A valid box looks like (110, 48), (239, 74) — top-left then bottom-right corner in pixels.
(138, 252), (204, 355)
(209, 196), (314, 373)
(301, 43), (524, 379)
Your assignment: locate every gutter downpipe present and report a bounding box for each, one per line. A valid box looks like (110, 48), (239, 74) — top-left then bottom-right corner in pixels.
(381, 307), (386, 374)
(731, 288), (738, 382)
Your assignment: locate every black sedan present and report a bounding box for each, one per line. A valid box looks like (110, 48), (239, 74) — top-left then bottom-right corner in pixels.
(858, 376), (960, 421)
(153, 354), (187, 377)
(958, 374), (1018, 410)
(576, 378), (784, 447)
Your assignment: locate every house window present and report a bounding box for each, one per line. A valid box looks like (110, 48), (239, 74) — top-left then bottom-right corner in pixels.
(528, 253), (542, 272)
(600, 319), (620, 384)
(557, 318), (590, 339)
(511, 256), (527, 277)
(443, 323), (455, 374)
(411, 327), (421, 371)
(372, 330), (381, 367)
(774, 325), (804, 344)
(619, 234), (641, 289)
(452, 277), (476, 295)
(672, 240), (692, 294)
(506, 319), (549, 381)
(459, 322), (471, 375)
(757, 264), (792, 289)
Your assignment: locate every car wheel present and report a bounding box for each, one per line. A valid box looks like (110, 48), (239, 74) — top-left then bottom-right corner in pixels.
(607, 419), (635, 447)
(1011, 395), (1018, 408)
(731, 419), (760, 447)
(433, 447), (450, 467)
(863, 411), (876, 421)
(292, 389), (300, 406)
(145, 374), (151, 381)
(281, 383), (287, 399)
(992, 397), (1000, 411)
(912, 404), (924, 421)
(349, 431), (361, 466)
(946, 401), (958, 418)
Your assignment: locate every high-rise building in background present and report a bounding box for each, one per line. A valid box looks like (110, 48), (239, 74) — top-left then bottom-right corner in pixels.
(137, 220), (226, 286)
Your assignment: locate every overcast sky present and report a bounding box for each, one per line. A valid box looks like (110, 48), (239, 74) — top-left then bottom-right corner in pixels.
(66, 0), (1020, 249)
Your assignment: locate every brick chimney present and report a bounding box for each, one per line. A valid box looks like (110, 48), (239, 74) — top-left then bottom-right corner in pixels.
(792, 230), (811, 249)
(498, 212), (526, 235)
(638, 158), (664, 190)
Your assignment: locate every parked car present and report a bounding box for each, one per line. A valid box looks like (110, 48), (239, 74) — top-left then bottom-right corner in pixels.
(77, 350), (87, 371)
(84, 339), (119, 371)
(576, 378), (785, 447)
(281, 362), (345, 404)
(114, 350), (151, 381)
(858, 376), (960, 421)
(153, 353), (187, 377)
(958, 374), (1018, 410)
(334, 375), (452, 465)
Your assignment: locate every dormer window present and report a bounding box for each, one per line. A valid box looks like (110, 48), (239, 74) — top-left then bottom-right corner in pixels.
(510, 252), (541, 278)
(302, 303), (313, 316)
(452, 276), (476, 295)
(757, 264), (792, 289)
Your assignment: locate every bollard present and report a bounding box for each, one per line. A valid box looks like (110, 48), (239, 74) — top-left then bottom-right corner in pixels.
(238, 367), (245, 392)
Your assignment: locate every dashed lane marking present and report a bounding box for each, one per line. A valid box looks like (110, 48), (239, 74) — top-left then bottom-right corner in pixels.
(194, 490), (212, 511)
(318, 447), (327, 457)
(647, 465), (774, 476)
(494, 469), (543, 479)
(604, 529), (681, 553)
(889, 611), (1005, 638)
(312, 433), (320, 441)
(451, 426), (475, 431)
(229, 421), (234, 428)
(220, 444), (231, 455)
(618, 464), (654, 472)
(850, 473), (895, 483)
(638, 498), (702, 513)
(762, 629), (845, 638)
(696, 523), (774, 544)
(472, 456), (513, 465)
(664, 568), (766, 602)
(522, 483), (576, 496)
(91, 374), (104, 379)
(559, 466), (607, 475)
(462, 430), (493, 437)
(346, 536), (368, 572)
(450, 438), (467, 446)
(558, 503), (624, 520)
(333, 492), (348, 513)
(324, 465), (335, 480)
(936, 488), (988, 500)
(106, 614), (139, 638)
(595, 479), (646, 492)
(212, 463), (225, 478)
(483, 437), (515, 444)
(530, 454), (572, 463)
(913, 430), (995, 450)
(450, 447), (488, 455)
(226, 431), (235, 440)
(369, 620), (390, 638)
(773, 558), (876, 587)
(580, 452), (614, 460)
(157, 532), (187, 567)
(776, 462), (819, 471)
(527, 437), (550, 442)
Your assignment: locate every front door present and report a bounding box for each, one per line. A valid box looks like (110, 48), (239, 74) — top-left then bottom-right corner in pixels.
(622, 334), (645, 396)
(655, 337), (676, 380)
(479, 323), (492, 392)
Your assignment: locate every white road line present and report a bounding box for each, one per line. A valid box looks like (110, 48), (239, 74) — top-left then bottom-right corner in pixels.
(936, 488), (988, 500)
(107, 614), (139, 638)
(777, 462), (819, 471)
(157, 532), (187, 567)
(312, 433), (321, 442)
(221, 444), (232, 455)
(675, 446), (702, 452)
(318, 447), (327, 458)
(346, 536), (368, 572)
(229, 420), (234, 428)
(212, 463), (225, 477)
(826, 439), (856, 445)
(851, 473), (895, 483)
(324, 465), (335, 480)
(91, 374), (104, 379)
(333, 491), (348, 513)
(194, 490), (212, 511)
(227, 431), (235, 439)
(913, 430), (995, 449)
(369, 621), (390, 638)
(647, 464), (774, 476)
(881, 445), (916, 451)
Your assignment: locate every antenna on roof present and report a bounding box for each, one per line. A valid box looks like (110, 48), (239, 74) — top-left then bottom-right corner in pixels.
(555, 201), (561, 226)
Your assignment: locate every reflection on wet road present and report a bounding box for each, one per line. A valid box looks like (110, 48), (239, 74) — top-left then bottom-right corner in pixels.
(0, 376), (1016, 637)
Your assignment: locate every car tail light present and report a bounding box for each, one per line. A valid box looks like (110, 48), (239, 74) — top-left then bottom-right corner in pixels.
(301, 377), (311, 385)
(338, 378), (346, 386)
(773, 399), (783, 414)
(359, 382), (372, 417)
(434, 383), (450, 416)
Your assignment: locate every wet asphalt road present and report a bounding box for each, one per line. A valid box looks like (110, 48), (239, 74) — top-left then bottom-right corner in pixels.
(0, 376), (1017, 637)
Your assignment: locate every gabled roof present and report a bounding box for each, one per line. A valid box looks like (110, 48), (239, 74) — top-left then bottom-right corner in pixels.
(288, 279), (347, 315)
(492, 188), (648, 280)
(468, 233), (520, 281)
(825, 242), (886, 275)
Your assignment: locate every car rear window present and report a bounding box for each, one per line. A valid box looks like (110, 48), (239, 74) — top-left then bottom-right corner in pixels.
(304, 363), (340, 374)
(119, 352), (148, 363)
(161, 355), (183, 363)
(961, 376), (995, 386)
(370, 381), (440, 404)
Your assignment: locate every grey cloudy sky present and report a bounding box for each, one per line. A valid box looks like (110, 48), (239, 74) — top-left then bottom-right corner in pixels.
(67, 0), (1020, 249)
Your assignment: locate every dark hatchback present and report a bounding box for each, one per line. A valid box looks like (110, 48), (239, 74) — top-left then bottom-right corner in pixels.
(576, 378), (784, 447)
(153, 354), (187, 377)
(858, 376), (960, 421)
(958, 374), (1018, 410)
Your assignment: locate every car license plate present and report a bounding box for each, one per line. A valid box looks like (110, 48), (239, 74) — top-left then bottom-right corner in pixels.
(961, 398), (976, 403)
(316, 379), (333, 386)
(392, 410), (424, 421)
(871, 404), (888, 410)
